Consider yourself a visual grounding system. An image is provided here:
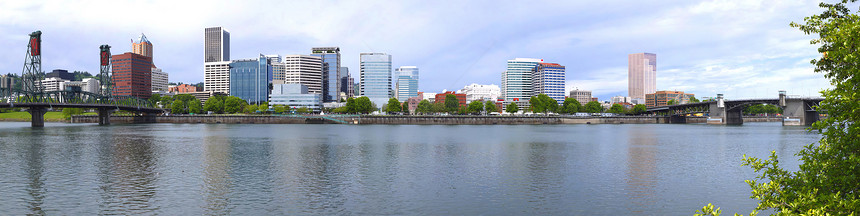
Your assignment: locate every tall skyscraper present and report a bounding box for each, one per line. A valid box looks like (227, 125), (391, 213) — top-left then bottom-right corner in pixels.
(132, 33), (153, 59)
(628, 53), (656, 100)
(111, 52), (153, 99)
(204, 27), (231, 94)
(532, 63), (566, 105)
(272, 55), (323, 94)
(501, 58), (542, 109)
(311, 47), (340, 102)
(229, 54), (271, 104)
(359, 53), (392, 108)
(340, 67), (353, 98)
(395, 66), (419, 102)
(205, 27), (230, 63)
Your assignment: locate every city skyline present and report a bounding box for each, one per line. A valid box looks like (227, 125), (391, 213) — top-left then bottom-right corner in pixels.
(0, 0), (832, 100)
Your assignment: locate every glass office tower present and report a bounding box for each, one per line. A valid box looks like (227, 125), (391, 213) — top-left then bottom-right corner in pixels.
(311, 47), (340, 102)
(359, 53), (392, 109)
(395, 66), (419, 102)
(229, 54), (271, 104)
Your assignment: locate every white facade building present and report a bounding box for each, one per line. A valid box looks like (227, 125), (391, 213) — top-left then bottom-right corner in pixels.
(458, 83), (500, 103)
(611, 96), (632, 104)
(422, 92), (437, 103)
(502, 58), (543, 109)
(151, 67), (168, 92)
(204, 61), (231, 94)
(569, 89), (592, 106)
(273, 55), (323, 94)
(40, 77), (67, 92)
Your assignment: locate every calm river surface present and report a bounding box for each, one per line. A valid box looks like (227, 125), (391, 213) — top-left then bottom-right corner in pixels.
(0, 122), (818, 215)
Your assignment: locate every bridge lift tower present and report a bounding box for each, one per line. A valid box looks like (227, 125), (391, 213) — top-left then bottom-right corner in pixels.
(22, 31), (44, 96)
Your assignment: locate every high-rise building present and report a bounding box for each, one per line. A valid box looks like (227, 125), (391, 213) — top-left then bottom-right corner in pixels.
(394, 66), (419, 102)
(340, 67), (353, 98)
(111, 52), (153, 99)
(459, 83), (501, 103)
(532, 63), (566, 105)
(569, 89), (592, 106)
(311, 47), (340, 102)
(132, 33), (153, 59)
(359, 53), (392, 108)
(229, 55), (271, 104)
(501, 58), (542, 109)
(628, 53), (656, 100)
(151, 68), (168, 92)
(204, 27), (230, 62)
(272, 55), (323, 94)
(204, 61), (231, 94)
(0, 74), (16, 91)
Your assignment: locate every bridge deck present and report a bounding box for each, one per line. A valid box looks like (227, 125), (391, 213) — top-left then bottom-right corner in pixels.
(0, 102), (165, 113)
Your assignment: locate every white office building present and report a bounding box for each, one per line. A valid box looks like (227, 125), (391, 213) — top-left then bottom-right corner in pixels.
(395, 66), (419, 102)
(611, 96), (632, 104)
(151, 67), (168, 92)
(569, 89), (592, 106)
(273, 55), (323, 94)
(204, 61), (231, 94)
(269, 83), (323, 112)
(40, 77), (67, 92)
(502, 58), (543, 109)
(359, 53), (392, 108)
(458, 83), (501, 103)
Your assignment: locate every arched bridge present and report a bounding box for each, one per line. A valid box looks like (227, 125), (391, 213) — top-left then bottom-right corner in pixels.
(645, 95), (823, 126)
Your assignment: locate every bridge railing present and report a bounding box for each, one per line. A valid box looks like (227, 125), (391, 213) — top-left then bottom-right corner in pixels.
(3, 91), (156, 109)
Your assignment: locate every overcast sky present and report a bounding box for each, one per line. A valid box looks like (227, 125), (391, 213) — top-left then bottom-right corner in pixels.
(0, 0), (835, 100)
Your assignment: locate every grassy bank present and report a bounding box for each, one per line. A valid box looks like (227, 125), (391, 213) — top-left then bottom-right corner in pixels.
(0, 111), (96, 122)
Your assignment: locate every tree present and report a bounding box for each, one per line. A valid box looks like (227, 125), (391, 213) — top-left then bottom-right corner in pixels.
(243, 104), (257, 114)
(697, 2), (860, 215)
(608, 104), (625, 114)
(444, 94), (460, 113)
(296, 107), (310, 114)
(171, 100), (186, 114)
(667, 99), (677, 105)
(386, 98), (401, 113)
(174, 94), (196, 102)
(401, 102), (410, 114)
(485, 100), (498, 113)
(149, 94), (162, 106)
(258, 102), (269, 113)
(274, 105), (286, 114)
(61, 108), (84, 119)
(583, 101), (603, 113)
(467, 100), (484, 114)
(345, 97), (356, 114)
(561, 98), (582, 114)
(529, 95), (544, 113)
(354, 97), (374, 114)
(546, 97), (558, 113)
(431, 102), (446, 114)
(417, 100), (433, 114)
(188, 99), (202, 114)
(160, 95), (173, 110)
(631, 104), (647, 115)
(204, 96), (224, 113)
(223, 96), (247, 114)
(506, 102), (519, 114)
(689, 96), (700, 103)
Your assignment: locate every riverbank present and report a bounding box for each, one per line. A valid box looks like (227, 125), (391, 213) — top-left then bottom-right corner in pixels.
(69, 114), (785, 125)
(0, 111), (87, 122)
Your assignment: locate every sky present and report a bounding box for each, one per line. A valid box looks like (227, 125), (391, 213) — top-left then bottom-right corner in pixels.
(0, 0), (837, 101)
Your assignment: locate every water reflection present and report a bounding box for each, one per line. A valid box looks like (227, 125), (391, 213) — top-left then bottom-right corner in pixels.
(97, 126), (160, 215)
(25, 130), (46, 215)
(626, 126), (658, 213)
(202, 127), (232, 215)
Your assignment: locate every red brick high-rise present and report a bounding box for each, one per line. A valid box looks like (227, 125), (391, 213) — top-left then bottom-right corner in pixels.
(111, 52), (152, 99)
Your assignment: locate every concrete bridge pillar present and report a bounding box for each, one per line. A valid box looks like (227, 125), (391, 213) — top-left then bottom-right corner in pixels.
(669, 115), (687, 124)
(783, 99), (819, 126)
(27, 107), (47, 127)
(725, 108), (744, 125)
(97, 108), (113, 125)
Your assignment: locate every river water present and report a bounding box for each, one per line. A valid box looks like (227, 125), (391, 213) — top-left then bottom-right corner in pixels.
(0, 122), (818, 215)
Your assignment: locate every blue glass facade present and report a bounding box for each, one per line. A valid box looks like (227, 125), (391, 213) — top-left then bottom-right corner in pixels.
(359, 53), (392, 109)
(311, 47), (340, 102)
(533, 63), (566, 105)
(395, 66), (419, 102)
(229, 54), (272, 104)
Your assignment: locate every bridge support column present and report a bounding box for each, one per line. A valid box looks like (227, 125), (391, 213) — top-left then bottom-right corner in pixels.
(27, 107), (47, 127)
(97, 108), (113, 125)
(725, 109), (743, 125)
(783, 99), (820, 126)
(132, 113), (157, 123)
(669, 115), (687, 124)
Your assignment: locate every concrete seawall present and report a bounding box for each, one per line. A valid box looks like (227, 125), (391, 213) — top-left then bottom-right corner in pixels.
(70, 115), (784, 125)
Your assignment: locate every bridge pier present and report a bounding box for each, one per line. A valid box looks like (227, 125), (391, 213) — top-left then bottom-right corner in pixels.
(669, 115), (686, 124)
(27, 107), (47, 127)
(97, 108), (113, 125)
(783, 99), (820, 126)
(725, 108), (744, 125)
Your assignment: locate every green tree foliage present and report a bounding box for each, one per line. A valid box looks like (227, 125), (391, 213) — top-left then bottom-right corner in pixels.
(431, 101), (446, 113)
(243, 104), (257, 114)
(296, 107), (310, 114)
(631, 104), (647, 115)
(273, 105), (286, 114)
(583, 101), (603, 113)
(354, 97), (374, 114)
(743, 104), (783, 115)
(61, 108), (84, 119)
(386, 98), (402, 113)
(223, 96), (247, 114)
(444, 94), (460, 113)
(174, 94), (196, 102)
(171, 100), (187, 114)
(149, 94), (162, 106)
(258, 102), (269, 113)
(560, 98), (581, 114)
(204, 96), (224, 113)
(416, 100), (433, 114)
(484, 100), (498, 113)
(699, 2), (860, 215)
(345, 97), (356, 113)
(667, 99), (677, 105)
(467, 100), (484, 114)
(608, 104), (625, 114)
(506, 102), (519, 114)
(160, 95), (173, 110)
(689, 96), (701, 103)
(188, 99), (202, 114)
(401, 102), (410, 114)
(529, 94), (558, 113)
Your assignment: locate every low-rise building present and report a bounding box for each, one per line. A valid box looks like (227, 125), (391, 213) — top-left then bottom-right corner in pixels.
(458, 83), (500, 103)
(611, 96), (632, 105)
(569, 89), (592, 105)
(645, 90), (695, 107)
(269, 83), (323, 112)
(40, 77), (68, 92)
(169, 84), (199, 93)
(435, 91), (466, 107)
(422, 92), (437, 103)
